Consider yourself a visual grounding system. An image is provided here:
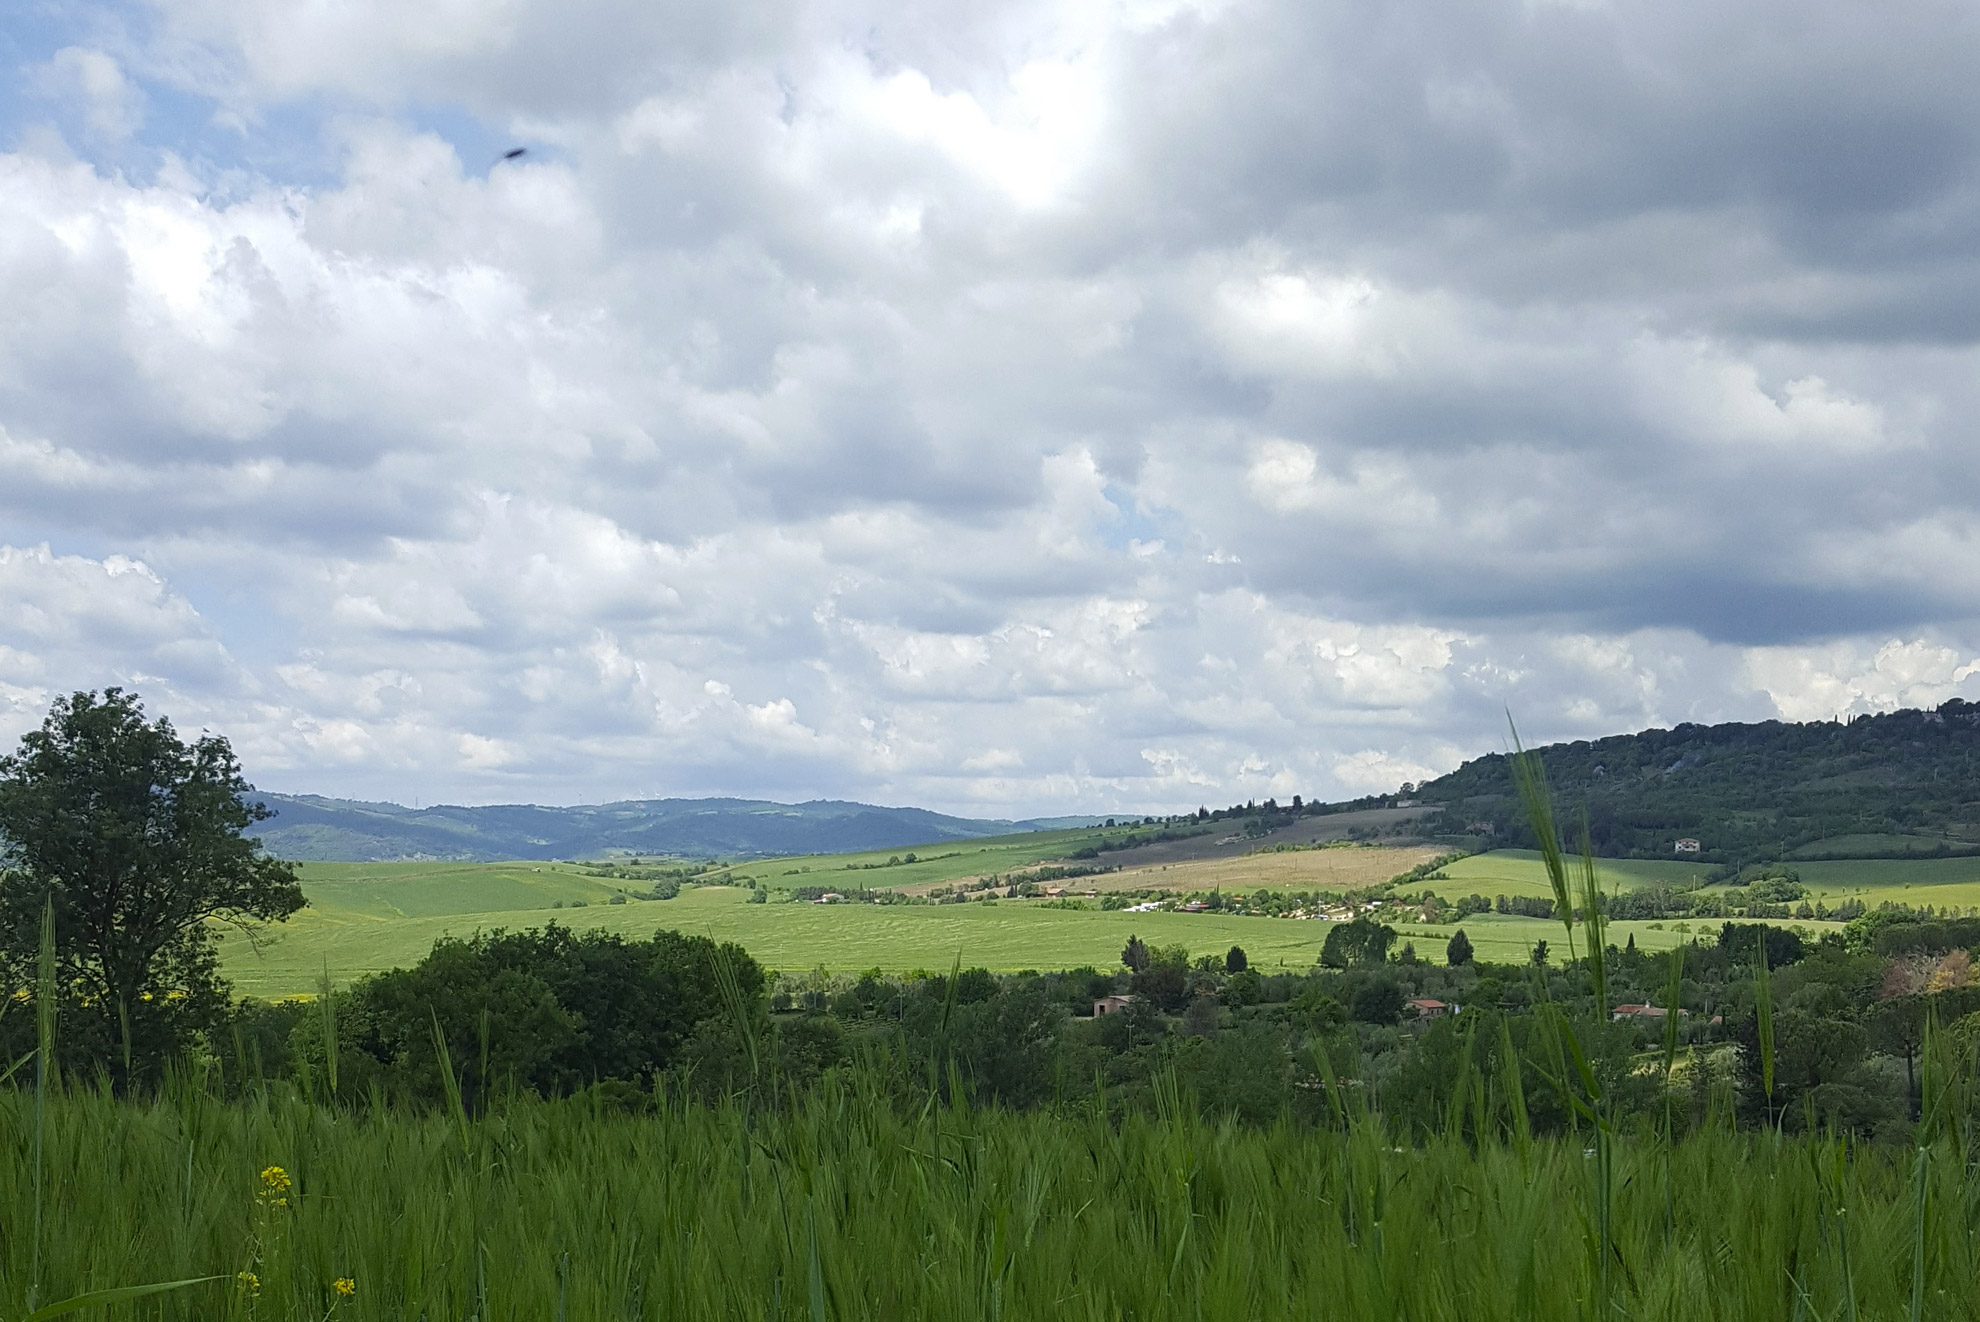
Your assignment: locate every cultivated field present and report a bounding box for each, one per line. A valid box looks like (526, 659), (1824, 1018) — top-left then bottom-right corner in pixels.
(1419, 849), (1980, 914)
(221, 885), (1347, 996)
(702, 826), (1147, 892)
(1424, 850), (1709, 901)
(220, 845), (1980, 997)
(292, 860), (625, 918)
(1100, 844), (1444, 894)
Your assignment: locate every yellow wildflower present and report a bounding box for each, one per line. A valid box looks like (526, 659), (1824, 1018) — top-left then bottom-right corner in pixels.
(258, 1165), (293, 1208)
(333, 1278), (357, 1298)
(236, 1270), (260, 1295)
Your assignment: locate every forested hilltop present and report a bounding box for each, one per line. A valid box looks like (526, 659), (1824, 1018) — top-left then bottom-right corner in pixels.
(1418, 700), (1980, 865)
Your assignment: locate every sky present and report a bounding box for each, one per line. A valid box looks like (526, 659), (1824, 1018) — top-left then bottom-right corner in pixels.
(3, 0), (1980, 816)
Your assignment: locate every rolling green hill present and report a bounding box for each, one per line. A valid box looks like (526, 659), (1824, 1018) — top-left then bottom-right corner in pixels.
(1418, 700), (1980, 865)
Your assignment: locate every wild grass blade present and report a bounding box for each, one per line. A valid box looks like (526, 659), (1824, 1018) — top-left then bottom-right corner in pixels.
(316, 960), (339, 1098)
(431, 1008), (472, 1153)
(1754, 931), (1776, 1126)
(1507, 716), (1578, 965)
(31, 895), (56, 1313)
(20, 1276), (222, 1322)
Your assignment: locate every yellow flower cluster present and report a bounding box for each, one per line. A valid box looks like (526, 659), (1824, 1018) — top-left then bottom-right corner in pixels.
(333, 1277), (357, 1297)
(236, 1270), (260, 1296)
(258, 1164), (293, 1208)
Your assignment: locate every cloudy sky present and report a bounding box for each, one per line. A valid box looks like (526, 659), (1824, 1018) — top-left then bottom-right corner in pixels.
(2, 0), (1979, 816)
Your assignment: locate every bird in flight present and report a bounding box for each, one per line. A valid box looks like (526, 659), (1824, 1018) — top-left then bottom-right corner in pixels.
(501, 147), (527, 161)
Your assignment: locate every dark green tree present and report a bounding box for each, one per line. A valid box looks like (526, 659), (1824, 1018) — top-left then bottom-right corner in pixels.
(1320, 917), (1397, 968)
(0, 689), (305, 1084)
(1446, 928), (1474, 966)
(1121, 934), (1151, 972)
(1350, 975), (1405, 1024)
(340, 925), (760, 1104)
(1224, 945), (1248, 973)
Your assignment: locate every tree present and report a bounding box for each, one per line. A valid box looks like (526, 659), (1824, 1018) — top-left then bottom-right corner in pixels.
(1131, 963), (1189, 1012)
(343, 926), (762, 1106)
(0, 690), (305, 1083)
(1446, 929), (1474, 966)
(1224, 945), (1249, 974)
(1320, 918), (1396, 969)
(1121, 934), (1151, 972)
(1350, 975), (1405, 1024)
(1531, 939), (1550, 967)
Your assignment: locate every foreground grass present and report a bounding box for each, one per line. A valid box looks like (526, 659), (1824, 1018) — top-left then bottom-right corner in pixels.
(5, 1082), (1975, 1321)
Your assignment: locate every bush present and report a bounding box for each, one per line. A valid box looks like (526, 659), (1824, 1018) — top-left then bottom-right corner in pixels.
(336, 925), (759, 1104)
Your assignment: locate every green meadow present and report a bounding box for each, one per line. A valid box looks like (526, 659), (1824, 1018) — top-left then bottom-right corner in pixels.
(697, 824), (1165, 891)
(1421, 848), (1980, 915)
(221, 884), (1348, 996)
(1425, 849), (1711, 901)
(219, 849), (1807, 996)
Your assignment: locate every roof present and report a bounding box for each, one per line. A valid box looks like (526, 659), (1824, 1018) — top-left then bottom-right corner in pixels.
(1406, 998), (1447, 1009)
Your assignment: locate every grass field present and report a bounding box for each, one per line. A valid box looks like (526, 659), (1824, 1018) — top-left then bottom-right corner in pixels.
(226, 846), (1980, 997)
(222, 885), (1354, 996)
(1424, 850), (1710, 901)
(10, 1085), (1974, 1322)
(231, 875), (1714, 996)
(293, 861), (626, 918)
(1419, 850), (1980, 915)
(700, 826), (1144, 891)
(1103, 844), (1443, 894)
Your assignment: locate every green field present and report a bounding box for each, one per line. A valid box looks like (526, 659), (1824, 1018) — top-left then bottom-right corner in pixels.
(222, 885), (1352, 996)
(292, 860), (626, 918)
(697, 825), (1168, 891)
(1425, 850), (1710, 901)
(228, 864), (1710, 996)
(222, 847), (1980, 997)
(1422, 849), (1980, 914)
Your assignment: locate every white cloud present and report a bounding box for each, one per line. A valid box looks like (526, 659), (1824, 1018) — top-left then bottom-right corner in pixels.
(1746, 639), (1980, 722)
(1, 0), (1979, 814)
(32, 48), (147, 141)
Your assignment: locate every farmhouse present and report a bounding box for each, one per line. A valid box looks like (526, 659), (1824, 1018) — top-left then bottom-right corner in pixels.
(1406, 998), (1451, 1019)
(1674, 838), (1701, 854)
(1093, 995), (1136, 1017)
(1612, 1003), (1675, 1022)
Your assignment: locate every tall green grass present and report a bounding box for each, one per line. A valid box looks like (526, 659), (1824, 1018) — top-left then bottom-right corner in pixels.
(3, 1080), (1977, 1321)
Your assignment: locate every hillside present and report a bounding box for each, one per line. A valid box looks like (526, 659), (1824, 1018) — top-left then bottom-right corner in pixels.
(1417, 700), (1980, 865)
(248, 793), (1100, 862)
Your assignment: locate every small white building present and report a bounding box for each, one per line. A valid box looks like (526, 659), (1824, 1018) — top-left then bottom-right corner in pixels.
(1674, 838), (1701, 854)
(1093, 995), (1136, 1017)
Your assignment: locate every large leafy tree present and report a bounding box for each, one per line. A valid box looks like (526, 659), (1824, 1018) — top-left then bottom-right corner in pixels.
(0, 689), (305, 1081)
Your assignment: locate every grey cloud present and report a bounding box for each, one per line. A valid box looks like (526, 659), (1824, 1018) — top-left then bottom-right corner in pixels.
(2, 1), (1980, 812)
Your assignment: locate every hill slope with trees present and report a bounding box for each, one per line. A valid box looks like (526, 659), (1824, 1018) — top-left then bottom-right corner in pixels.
(1418, 700), (1980, 866)
(249, 793), (1099, 862)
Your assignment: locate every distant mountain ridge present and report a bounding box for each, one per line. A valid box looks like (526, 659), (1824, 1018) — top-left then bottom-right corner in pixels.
(1416, 699), (1980, 866)
(248, 793), (1100, 862)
